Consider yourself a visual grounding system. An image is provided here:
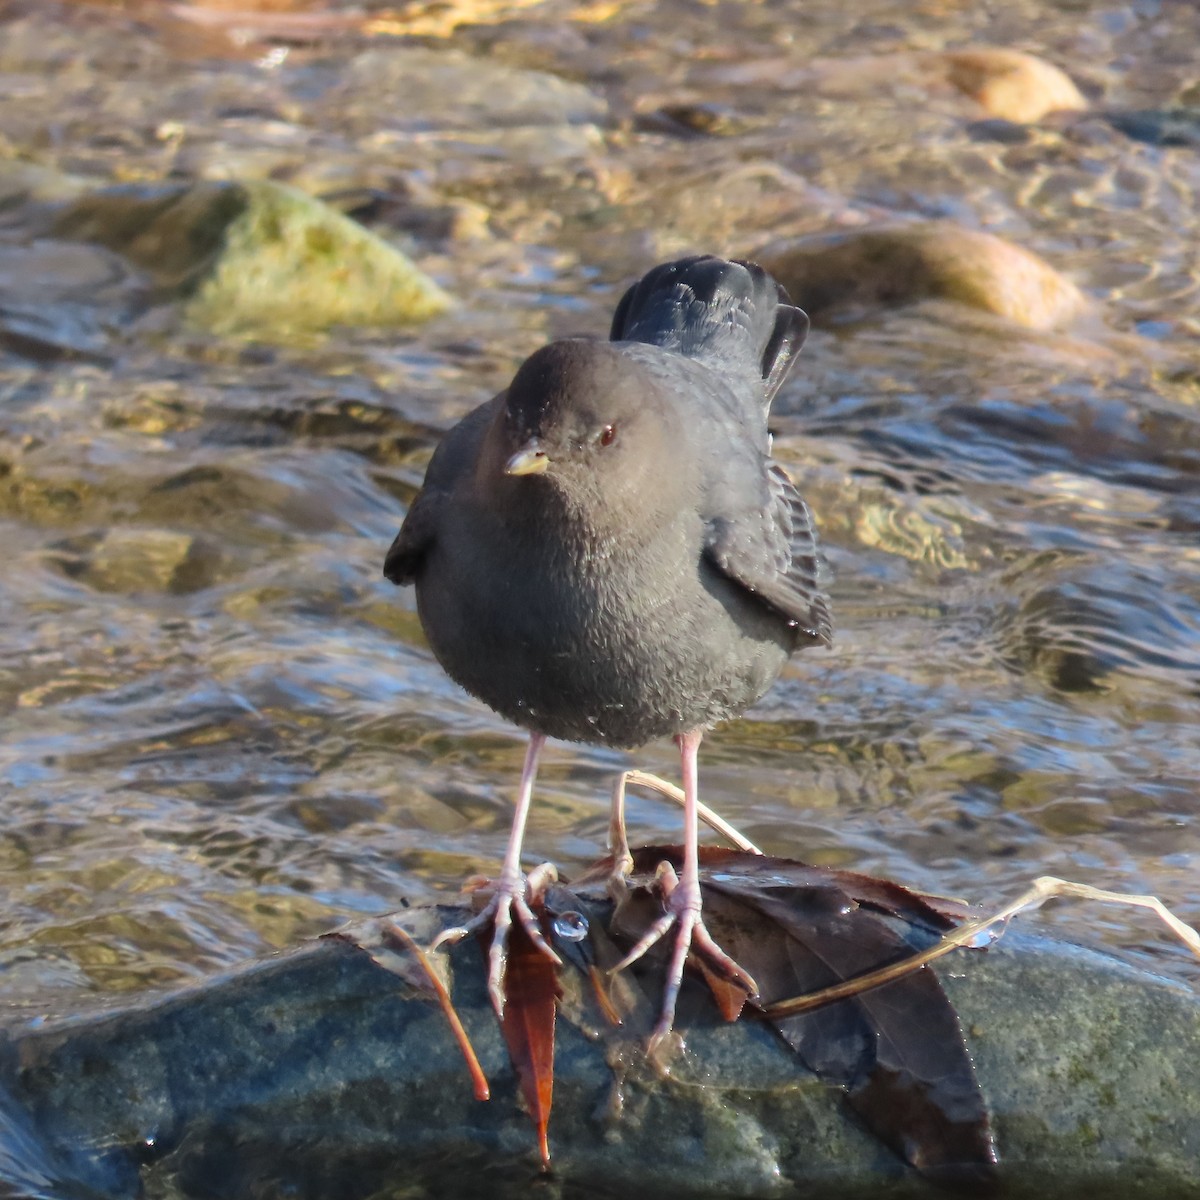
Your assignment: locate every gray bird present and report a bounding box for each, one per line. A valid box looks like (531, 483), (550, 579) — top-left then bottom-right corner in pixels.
(384, 255), (831, 1043)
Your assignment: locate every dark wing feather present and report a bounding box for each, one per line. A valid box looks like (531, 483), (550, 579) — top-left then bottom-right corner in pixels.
(760, 301), (809, 405)
(383, 485), (442, 585)
(705, 463), (832, 646)
(383, 396), (500, 586)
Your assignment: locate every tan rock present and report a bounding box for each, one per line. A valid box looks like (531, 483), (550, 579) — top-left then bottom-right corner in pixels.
(802, 47), (1086, 123)
(760, 223), (1087, 331)
(934, 48), (1087, 123)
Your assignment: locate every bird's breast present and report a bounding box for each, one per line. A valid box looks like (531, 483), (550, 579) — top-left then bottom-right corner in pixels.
(414, 501), (789, 747)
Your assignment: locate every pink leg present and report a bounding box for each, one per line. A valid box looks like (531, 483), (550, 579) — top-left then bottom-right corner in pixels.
(612, 729), (758, 1046)
(432, 732), (561, 1015)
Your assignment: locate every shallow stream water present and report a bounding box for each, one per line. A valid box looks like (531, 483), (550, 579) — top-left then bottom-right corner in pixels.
(1, 0), (1198, 1016)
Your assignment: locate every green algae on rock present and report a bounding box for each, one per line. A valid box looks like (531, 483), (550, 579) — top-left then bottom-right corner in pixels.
(51, 179), (452, 336)
(760, 223), (1087, 331)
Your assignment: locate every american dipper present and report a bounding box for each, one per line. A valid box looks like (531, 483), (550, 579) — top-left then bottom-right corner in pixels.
(384, 255), (831, 1042)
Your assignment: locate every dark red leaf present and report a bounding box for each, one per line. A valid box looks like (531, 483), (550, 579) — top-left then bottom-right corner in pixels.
(697, 958), (750, 1023)
(490, 917), (561, 1170)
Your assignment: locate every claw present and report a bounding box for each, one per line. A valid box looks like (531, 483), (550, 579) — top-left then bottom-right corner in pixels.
(433, 866), (562, 1017)
(611, 859), (758, 1047)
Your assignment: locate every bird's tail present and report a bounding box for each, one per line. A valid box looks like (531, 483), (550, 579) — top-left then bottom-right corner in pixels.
(609, 256), (809, 403)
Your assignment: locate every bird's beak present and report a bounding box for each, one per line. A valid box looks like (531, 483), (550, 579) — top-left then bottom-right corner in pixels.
(504, 440), (550, 476)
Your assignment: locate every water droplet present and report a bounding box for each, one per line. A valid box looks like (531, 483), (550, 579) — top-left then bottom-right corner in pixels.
(552, 910), (588, 942)
(966, 927), (1000, 949)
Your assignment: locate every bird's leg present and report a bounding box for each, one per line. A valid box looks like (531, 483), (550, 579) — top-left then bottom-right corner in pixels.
(607, 770), (635, 885)
(609, 767), (764, 856)
(431, 731), (561, 1016)
(611, 729), (759, 1046)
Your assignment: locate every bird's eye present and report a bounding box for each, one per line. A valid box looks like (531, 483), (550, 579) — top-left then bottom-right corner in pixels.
(599, 424), (617, 447)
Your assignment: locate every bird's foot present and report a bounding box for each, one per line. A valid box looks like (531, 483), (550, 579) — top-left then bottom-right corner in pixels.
(611, 860), (758, 1048)
(432, 862), (562, 1017)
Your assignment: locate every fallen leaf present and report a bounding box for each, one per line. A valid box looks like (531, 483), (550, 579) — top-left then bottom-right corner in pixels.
(697, 958), (750, 1023)
(592, 847), (996, 1181)
(491, 915), (561, 1171)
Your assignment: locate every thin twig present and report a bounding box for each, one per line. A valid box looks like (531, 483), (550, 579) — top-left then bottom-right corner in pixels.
(765, 875), (1200, 1019)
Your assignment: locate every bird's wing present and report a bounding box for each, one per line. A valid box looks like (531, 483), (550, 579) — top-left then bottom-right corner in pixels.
(383, 484), (442, 585)
(383, 396), (499, 585)
(704, 462), (832, 646)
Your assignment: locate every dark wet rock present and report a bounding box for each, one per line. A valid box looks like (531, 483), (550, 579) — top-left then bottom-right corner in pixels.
(1, 909), (1197, 1199)
(964, 118), (1034, 145)
(50, 179), (452, 337)
(1102, 109), (1200, 148)
(1163, 493), (1200, 534)
(633, 99), (754, 138)
(0, 239), (143, 362)
(308, 183), (493, 244)
(759, 223), (1087, 331)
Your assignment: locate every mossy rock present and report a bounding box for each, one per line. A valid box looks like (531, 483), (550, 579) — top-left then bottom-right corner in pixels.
(52, 179), (452, 337)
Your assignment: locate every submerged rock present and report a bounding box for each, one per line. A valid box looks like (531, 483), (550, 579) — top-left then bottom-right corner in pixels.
(0, 160), (88, 208)
(47, 527), (222, 595)
(51, 179), (452, 337)
(335, 45), (607, 134)
(0, 238), (142, 362)
(0, 901), (1197, 1199)
(1103, 108), (1200, 148)
(760, 223), (1087, 331)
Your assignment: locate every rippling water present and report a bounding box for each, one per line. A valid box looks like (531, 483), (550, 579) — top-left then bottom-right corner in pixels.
(1, 0), (1199, 1012)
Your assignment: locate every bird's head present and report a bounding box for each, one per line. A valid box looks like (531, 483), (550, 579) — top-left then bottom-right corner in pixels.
(498, 339), (676, 499)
